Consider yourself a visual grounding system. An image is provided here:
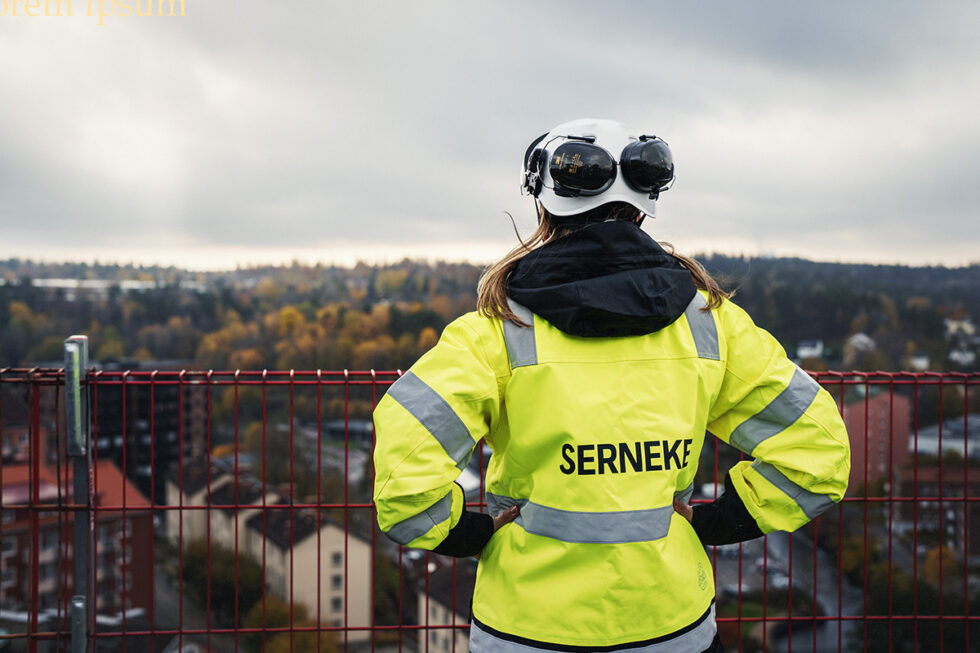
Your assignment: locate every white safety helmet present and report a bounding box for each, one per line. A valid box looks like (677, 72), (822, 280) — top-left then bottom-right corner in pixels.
(520, 118), (674, 219)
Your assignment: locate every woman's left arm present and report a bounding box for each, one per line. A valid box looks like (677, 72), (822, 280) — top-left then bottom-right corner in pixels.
(373, 316), (505, 556)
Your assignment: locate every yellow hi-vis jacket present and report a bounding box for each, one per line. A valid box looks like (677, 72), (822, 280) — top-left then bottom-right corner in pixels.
(373, 292), (850, 650)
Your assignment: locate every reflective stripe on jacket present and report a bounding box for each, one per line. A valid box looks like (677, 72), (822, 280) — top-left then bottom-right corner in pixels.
(373, 291), (850, 648)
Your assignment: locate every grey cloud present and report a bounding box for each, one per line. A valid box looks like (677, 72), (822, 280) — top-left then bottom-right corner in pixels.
(0, 1), (978, 265)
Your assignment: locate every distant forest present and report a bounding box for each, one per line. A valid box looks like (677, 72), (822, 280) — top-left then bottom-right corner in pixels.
(1, 256), (977, 373)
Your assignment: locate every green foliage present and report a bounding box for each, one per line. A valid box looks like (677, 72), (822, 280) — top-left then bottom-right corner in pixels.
(720, 588), (823, 651)
(26, 335), (66, 362)
(700, 255), (979, 371)
(372, 547), (402, 627)
(95, 325), (126, 359)
(857, 557), (978, 652)
(242, 595), (338, 653)
(181, 538), (264, 628)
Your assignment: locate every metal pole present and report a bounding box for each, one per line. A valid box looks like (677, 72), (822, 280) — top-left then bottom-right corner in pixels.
(66, 336), (91, 653)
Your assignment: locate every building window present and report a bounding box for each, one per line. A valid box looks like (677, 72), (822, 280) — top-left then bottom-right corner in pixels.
(331, 597), (342, 613)
(1, 537), (15, 555)
(42, 529), (58, 550)
(1, 567), (14, 585)
(331, 574), (342, 590)
(331, 552), (342, 567)
(1, 510), (13, 524)
(39, 563), (55, 581)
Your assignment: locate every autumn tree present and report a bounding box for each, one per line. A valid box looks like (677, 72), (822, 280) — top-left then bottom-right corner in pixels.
(243, 595), (338, 653)
(922, 545), (961, 588)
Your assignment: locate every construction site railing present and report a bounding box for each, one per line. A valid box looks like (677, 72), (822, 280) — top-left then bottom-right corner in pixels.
(0, 345), (977, 652)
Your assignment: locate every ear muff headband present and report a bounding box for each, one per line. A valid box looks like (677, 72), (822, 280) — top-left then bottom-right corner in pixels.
(521, 132), (549, 196)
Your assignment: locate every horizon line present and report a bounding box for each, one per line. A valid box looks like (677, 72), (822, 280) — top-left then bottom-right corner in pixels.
(1, 251), (977, 274)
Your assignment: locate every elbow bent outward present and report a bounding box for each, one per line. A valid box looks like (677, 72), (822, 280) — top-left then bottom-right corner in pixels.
(699, 306), (852, 542)
(373, 317), (506, 556)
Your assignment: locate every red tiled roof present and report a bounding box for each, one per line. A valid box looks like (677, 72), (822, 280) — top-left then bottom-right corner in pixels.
(1, 464), (58, 487)
(1, 461), (149, 509)
(2, 464), (61, 505)
(93, 461), (150, 508)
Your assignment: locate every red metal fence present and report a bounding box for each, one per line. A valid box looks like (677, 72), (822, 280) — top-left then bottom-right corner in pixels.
(1, 362), (978, 652)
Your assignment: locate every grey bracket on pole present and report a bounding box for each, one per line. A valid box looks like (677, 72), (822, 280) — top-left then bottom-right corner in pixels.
(65, 336), (89, 457)
(71, 596), (87, 653)
(65, 335), (91, 653)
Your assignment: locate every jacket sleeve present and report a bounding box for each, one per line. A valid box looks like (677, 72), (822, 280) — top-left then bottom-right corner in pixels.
(705, 300), (850, 534)
(373, 315), (502, 550)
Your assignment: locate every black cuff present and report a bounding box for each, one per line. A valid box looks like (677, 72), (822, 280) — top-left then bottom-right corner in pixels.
(432, 510), (494, 558)
(691, 472), (765, 546)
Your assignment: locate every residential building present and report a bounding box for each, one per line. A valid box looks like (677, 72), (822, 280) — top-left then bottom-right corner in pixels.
(207, 475), (273, 555)
(90, 461), (155, 615)
(243, 502), (372, 640)
(416, 560), (476, 653)
(911, 414), (980, 460)
(164, 459), (232, 546)
(1, 387), (33, 465)
(166, 463), (371, 640)
(897, 465), (980, 563)
(843, 333), (876, 366)
(1, 460), (153, 617)
(796, 339), (824, 361)
(842, 390), (911, 493)
(92, 360), (208, 504)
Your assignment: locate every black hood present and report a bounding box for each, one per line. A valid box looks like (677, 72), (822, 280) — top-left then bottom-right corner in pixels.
(506, 221), (696, 338)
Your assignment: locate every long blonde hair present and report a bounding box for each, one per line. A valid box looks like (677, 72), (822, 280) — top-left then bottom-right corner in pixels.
(476, 202), (730, 326)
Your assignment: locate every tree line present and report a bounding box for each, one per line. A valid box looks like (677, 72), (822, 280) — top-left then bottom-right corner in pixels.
(1, 256), (977, 372)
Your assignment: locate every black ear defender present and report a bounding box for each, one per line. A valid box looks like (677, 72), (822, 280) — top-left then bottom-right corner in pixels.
(521, 132), (549, 196)
(619, 135), (675, 199)
(549, 140), (618, 197)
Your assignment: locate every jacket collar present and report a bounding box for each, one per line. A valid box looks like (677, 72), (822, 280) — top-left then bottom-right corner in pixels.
(506, 221), (696, 338)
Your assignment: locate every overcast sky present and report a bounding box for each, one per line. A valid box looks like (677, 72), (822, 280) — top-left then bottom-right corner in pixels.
(1, 1), (978, 269)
